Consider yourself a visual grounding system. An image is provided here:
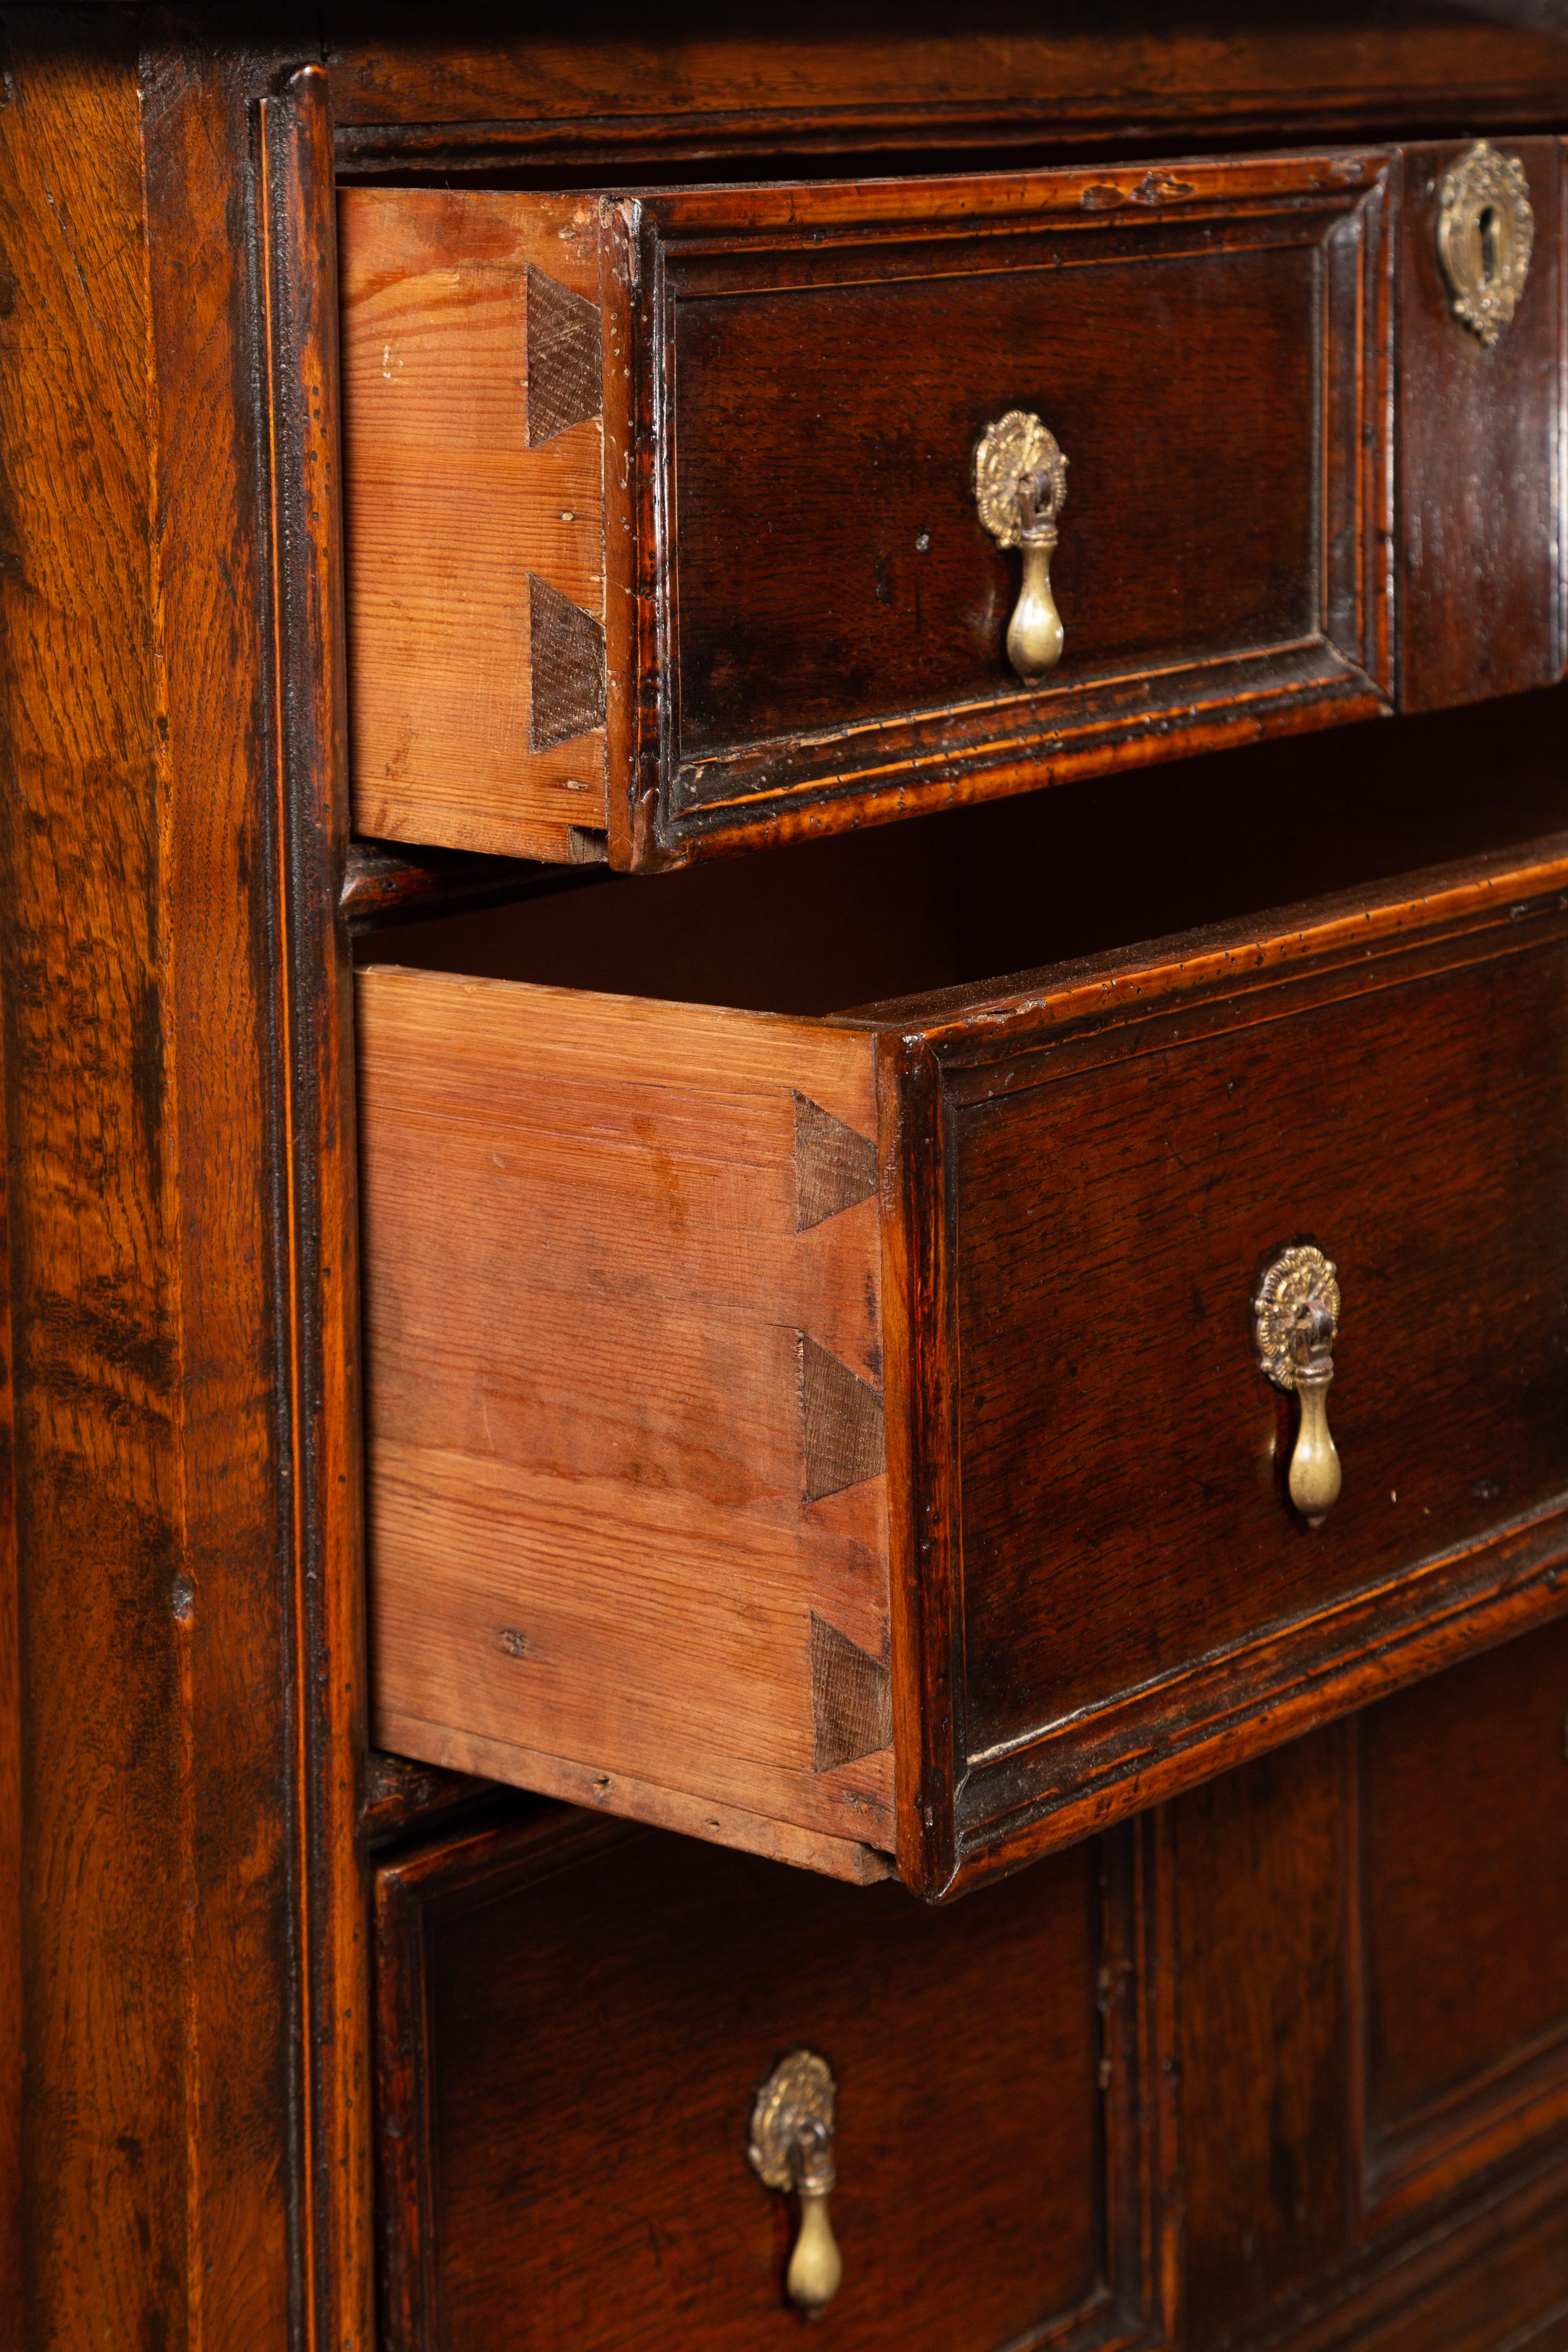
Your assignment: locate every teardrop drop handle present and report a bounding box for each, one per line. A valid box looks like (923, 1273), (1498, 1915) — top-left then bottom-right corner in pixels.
(1289, 1356), (1342, 1528)
(1007, 531), (1064, 681)
(1254, 1245), (1344, 1528)
(786, 2176), (843, 2315)
(749, 2050), (844, 2316)
(974, 410), (1068, 684)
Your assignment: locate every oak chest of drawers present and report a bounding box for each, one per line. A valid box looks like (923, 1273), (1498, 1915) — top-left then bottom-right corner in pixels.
(10, 12), (1568, 2351)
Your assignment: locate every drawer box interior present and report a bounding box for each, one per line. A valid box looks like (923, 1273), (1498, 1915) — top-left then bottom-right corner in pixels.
(358, 813), (1568, 1898)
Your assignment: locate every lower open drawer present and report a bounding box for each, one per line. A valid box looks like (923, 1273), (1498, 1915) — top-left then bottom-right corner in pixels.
(358, 841), (1568, 1897)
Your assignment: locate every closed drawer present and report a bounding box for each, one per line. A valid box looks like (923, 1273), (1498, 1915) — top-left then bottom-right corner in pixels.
(358, 842), (1568, 1899)
(374, 1802), (1172, 2352)
(340, 147), (1396, 869)
(1355, 1615), (1568, 2232)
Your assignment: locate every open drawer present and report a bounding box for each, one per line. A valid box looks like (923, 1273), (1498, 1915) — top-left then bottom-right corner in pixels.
(358, 843), (1568, 1898)
(339, 146), (1398, 868)
(339, 138), (1568, 871)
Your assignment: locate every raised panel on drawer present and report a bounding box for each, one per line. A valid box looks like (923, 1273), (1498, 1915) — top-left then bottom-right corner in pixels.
(889, 848), (1568, 1893)
(1354, 1615), (1568, 2229)
(360, 841), (1568, 1900)
(340, 147), (1393, 869)
(374, 1806), (1174, 2352)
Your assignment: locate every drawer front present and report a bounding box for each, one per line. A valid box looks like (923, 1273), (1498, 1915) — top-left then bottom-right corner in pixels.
(340, 148), (1394, 869)
(1398, 139), (1564, 711)
(360, 848), (1568, 1899)
(1172, 1618), (1568, 2352)
(1355, 1615), (1568, 2230)
(893, 854), (1568, 1890)
(374, 1804), (1173, 2352)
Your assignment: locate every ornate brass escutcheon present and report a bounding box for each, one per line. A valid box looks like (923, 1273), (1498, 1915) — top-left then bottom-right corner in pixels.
(1436, 140), (1534, 346)
(1254, 1245), (1343, 1527)
(974, 410), (1068, 683)
(748, 2049), (842, 2315)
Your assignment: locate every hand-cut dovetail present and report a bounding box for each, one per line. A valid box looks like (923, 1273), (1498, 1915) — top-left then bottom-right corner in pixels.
(801, 1334), (885, 1502)
(793, 1093), (877, 1231)
(810, 1612), (893, 1772)
(524, 265), (602, 446)
(528, 574), (605, 751)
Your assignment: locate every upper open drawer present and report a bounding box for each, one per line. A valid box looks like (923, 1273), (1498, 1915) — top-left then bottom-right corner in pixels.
(341, 148), (1407, 869)
(359, 840), (1568, 1899)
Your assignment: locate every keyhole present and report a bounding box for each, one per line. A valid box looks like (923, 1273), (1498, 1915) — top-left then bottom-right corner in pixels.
(1478, 203), (1501, 286)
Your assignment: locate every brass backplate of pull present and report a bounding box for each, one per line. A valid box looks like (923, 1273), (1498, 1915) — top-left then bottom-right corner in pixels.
(974, 410), (1068, 683)
(748, 2050), (842, 2315)
(1437, 141), (1534, 346)
(1255, 1245), (1343, 1527)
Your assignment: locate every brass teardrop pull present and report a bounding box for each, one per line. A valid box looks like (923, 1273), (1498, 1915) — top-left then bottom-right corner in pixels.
(1254, 1245), (1343, 1527)
(974, 410), (1068, 682)
(748, 2050), (843, 2315)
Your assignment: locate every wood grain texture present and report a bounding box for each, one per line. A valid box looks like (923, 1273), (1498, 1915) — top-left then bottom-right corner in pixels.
(339, 187), (609, 859)
(361, 1747), (515, 1850)
(1397, 140), (1563, 710)
(794, 1092), (878, 1229)
(0, 23), (374, 2345)
(339, 835), (607, 933)
(366, 1639), (1568, 2352)
(0, 24), (190, 2338)
(358, 968), (893, 1851)
(1168, 1631), (1568, 2352)
(875, 841), (1568, 1891)
(339, 152), (1393, 869)
(801, 1335), (885, 1503)
(324, 10), (1568, 168)
(809, 1611), (892, 1771)
(372, 1803), (1174, 2352)
(257, 62), (375, 2349)
(361, 844), (1568, 1897)
(374, 1711), (895, 1882)
(1175, 1728), (1353, 2346)
(1355, 1618), (1568, 2229)
(0, 843), (19, 2332)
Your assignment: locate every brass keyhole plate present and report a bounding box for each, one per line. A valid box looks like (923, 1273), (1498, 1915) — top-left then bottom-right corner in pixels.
(1437, 141), (1534, 346)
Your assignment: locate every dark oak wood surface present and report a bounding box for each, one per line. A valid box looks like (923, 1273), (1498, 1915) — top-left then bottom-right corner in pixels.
(957, 936), (1568, 1741)
(1177, 1727), (1354, 2342)
(373, 1619), (1568, 2352)
(0, 19), (370, 2349)
(10, 8), (1568, 2346)
(0, 23), (236, 2340)
(374, 1803), (1174, 2352)
(1357, 1617), (1568, 2227)
(1397, 139), (1565, 708)
(324, 8), (1568, 172)
(657, 162), (1386, 787)
(881, 845), (1568, 1889)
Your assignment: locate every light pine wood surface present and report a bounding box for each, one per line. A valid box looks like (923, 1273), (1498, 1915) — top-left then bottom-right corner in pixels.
(358, 969), (894, 1863)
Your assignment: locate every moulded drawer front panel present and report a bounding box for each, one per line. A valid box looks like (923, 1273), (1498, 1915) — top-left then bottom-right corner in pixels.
(668, 233), (1325, 760)
(1355, 1618), (1568, 2230)
(340, 147), (1395, 870)
(374, 1806), (1173, 2352)
(359, 846), (1568, 1898)
(955, 946), (1568, 1754)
